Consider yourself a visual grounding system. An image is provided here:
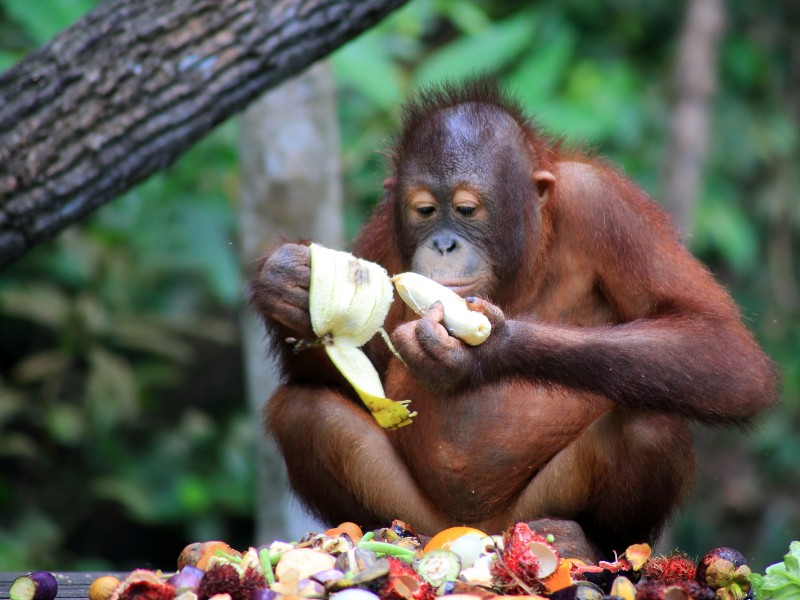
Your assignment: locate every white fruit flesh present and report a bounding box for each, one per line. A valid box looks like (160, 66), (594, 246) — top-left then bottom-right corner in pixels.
(392, 272), (491, 346)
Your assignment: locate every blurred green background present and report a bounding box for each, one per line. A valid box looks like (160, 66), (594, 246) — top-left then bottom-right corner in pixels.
(1, 0), (799, 573)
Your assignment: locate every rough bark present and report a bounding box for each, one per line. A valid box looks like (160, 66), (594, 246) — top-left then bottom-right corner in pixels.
(662, 0), (725, 235)
(0, 0), (406, 269)
(238, 62), (342, 542)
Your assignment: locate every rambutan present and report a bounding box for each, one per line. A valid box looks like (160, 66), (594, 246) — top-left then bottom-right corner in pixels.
(376, 557), (435, 600)
(491, 522), (559, 594)
(197, 564), (248, 600)
(114, 569), (175, 600)
(641, 553), (697, 584)
(116, 580), (175, 600)
(241, 566), (269, 595)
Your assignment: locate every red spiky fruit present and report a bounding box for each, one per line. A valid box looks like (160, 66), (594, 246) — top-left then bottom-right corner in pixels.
(241, 566), (269, 595)
(641, 553), (697, 584)
(491, 522), (558, 594)
(197, 564), (248, 600)
(114, 570), (175, 600)
(377, 557), (435, 600)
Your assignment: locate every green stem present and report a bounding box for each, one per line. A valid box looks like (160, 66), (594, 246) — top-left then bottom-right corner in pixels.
(259, 548), (276, 586)
(217, 550), (243, 564)
(359, 531), (376, 543)
(357, 541), (416, 562)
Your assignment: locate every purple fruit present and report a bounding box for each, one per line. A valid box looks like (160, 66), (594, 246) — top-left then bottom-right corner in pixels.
(167, 565), (204, 592)
(9, 572), (58, 600)
(696, 547), (748, 589)
(251, 589), (279, 600)
(298, 578), (325, 596)
(312, 569), (346, 584)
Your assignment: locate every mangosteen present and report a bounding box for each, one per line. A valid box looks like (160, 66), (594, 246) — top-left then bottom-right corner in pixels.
(696, 547), (751, 592)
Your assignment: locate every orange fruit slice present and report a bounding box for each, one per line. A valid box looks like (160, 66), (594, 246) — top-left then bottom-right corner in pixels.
(423, 526), (488, 553)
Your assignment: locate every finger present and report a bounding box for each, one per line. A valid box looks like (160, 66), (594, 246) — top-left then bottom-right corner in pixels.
(416, 317), (460, 356)
(423, 300), (445, 323)
(274, 305), (314, 338)
(291, 263), (311, 289)
(465, 296), (504, 324)
(266, 280), (308, 308)
(389, 322), (416, 355)
(266, 260), (310, 291)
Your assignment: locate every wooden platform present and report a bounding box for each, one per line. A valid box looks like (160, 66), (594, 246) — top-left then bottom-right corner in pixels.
(0, 572), (129, 599)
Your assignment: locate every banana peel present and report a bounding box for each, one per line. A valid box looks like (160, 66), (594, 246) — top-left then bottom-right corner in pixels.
(309, 244), (416, 429)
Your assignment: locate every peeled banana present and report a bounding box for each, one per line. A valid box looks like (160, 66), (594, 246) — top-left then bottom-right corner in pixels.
(308, 244), (416, 429)
(391, 272), (492, 346)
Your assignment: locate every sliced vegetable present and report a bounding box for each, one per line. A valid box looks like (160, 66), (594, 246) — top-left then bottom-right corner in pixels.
(416, 549), (462, 588)
(9, 572), (58, 600)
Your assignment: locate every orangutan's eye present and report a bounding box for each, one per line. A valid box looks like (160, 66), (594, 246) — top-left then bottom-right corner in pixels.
(456, 205), (476, 217)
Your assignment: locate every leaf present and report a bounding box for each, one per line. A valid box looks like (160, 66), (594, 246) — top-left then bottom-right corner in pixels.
(556, 61), (640, 143)
(748, 572), (763, 600)
(0, 387), (24, 427)
(86, 347), (139, 430)
(177, 476), (213, 513)
(433, 0), (491, 35)
(333, 33), (405, 111)
(786, 542), (800, 576)
(757, 542), (800, 600)
(1, 284), (70, 328)
(12, 350), (69, 383)
(45, 404), (85, 445)
(91, 478), (157, 522)
(0, 432), (39, 459)
(2, 0), (96, 45)
(414, 10), (537, 87)
(510, 26), (576, 108)
(0, 50), (24, 71)
(107, 318), (194, 362)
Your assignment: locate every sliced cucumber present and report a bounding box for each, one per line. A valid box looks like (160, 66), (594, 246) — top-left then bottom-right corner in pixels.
(415, 549), (461, 588)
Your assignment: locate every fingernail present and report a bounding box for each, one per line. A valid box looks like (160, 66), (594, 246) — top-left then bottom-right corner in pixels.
(466, 296), (476, 303)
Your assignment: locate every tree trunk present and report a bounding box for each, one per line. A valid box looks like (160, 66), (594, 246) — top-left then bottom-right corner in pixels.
(0, 0), (406, 269)
(238, 62), (342, 542)
(662, 0), (725, 236)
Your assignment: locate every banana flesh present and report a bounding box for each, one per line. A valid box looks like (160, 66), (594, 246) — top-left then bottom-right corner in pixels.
(309, 244), (416, 429)
(391, 272), (492, 346)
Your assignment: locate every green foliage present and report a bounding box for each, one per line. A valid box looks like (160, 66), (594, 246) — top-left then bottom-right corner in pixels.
(750, 541), (800, 599)
(1, 0), (799, 573)
(0, 123), (250, 569)
(413, 10), (537, 86)
(2, 0), (94, 44)
(0, 0), (250, 564)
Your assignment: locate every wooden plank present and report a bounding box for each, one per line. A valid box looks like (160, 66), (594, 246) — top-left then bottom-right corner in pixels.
(0, 572), (130, 599)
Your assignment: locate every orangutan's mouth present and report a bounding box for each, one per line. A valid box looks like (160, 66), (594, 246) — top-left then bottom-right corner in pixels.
(434, 279), (480, 297)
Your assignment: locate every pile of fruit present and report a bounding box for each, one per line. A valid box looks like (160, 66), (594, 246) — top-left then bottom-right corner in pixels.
(9, 521), (800, 600)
